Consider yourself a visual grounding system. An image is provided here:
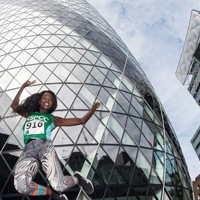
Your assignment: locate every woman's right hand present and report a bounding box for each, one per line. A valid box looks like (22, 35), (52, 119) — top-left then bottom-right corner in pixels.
(22, 80), (36, 88)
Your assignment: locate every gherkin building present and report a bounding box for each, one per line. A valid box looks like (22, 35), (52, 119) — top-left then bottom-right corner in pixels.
(0, 0), (192, 199)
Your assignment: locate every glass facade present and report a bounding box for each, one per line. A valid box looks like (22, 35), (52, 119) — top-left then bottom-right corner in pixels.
(176, 10), (200, 105)
(0, 0), (192, 199)
(191, 125), (200, 160)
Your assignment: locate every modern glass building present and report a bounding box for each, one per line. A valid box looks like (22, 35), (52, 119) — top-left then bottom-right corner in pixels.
(176, 9), (200, 106)
(0, 0), (192, 199)
(191, 125), (200, 160)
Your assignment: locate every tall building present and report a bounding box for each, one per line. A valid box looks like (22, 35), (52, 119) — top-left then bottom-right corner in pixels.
(176, 9), (200, 105)
(192, 174), (200, 200)
(191, 125), (200, 160)
(0, 0), (192, 199)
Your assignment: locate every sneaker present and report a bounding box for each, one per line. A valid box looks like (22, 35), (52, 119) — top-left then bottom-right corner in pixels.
(74, 171), (94, 194)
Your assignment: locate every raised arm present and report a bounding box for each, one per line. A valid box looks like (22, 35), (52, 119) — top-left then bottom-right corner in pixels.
(53, 102), (100, 127)
(11, 80), (36, 117)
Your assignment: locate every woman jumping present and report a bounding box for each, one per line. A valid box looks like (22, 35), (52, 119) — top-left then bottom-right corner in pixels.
(11, 80), (100, 200)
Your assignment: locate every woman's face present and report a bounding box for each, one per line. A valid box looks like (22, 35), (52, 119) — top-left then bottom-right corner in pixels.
(39, 92), (54, 113)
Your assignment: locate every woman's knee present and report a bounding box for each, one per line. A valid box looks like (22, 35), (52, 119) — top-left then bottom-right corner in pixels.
(14, 173), (30, 194)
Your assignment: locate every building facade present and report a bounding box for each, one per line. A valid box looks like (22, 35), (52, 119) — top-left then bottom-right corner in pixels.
(193, 174), (200, 200)
(191, 125), (200, 160)
(0, 0), (192, 199)
(176, 10), (200, 105)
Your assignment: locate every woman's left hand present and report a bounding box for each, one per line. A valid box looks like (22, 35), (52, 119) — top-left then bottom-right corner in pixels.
(94, 102), (101, 109)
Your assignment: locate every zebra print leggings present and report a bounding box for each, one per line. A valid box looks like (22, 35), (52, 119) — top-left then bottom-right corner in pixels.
(14, 139), (77, 196)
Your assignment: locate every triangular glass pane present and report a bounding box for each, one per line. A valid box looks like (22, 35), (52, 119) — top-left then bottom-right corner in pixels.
(66, 83), (82, 94)
(131, 186), (148, 200)
(4, 115), (21, 132)
(72, 97), (89, 109)
(62, 54), (76, 63)
(53, 128), (73, 145)
(122, 131), (136, 145)
(131, 95), (143, 116)
(79, 56), (92, 65)
(72, 65), (89, 82)
(116, 147), (135, 183)
(153, 151), (164, 182)
(57, 85), (76, 108)
(56, 98), (68, 110)
(106, 114), (124, 142)
(115, 92), (130, 113)
(55, 146), (74, 166)
(90, 68), (106, 85)
(25, 64), (40, 73)
(80, 64), (93, 73)
(136, 150), (151, 180)
(112, 100), (126, 114)
(77, 191), (90, 200)
(113, 113), (127, 127)
(131, 117), (142, 129)
(44, 54), (57, 62)
(102, 145), (119, 163)
(105, 87), (117, 99)
(92, 146), (114, 184)
(62, 115), (83, 143)
(87, 167), (105, 186)
(2, 134), (23, 152)
(67, 73), (81, 83)
(104, 188), (116, 199)
(132, 164), (149, 184)
(77, 128), (98, 144)
(25, 85), (42, 95)
(101, 129), (118, 144)
(46, 73), (62, 83)
(34, 65), (51, 83)
(44, 63), (58, 72)
(97, 67), (108, 76)
(150, 168), (162, 185)
(109, 166), (127, 185)
(149, 185), (162, 200)
(119, 82), (131, 93)
(8, 68), (21, 77)
(126, 117), (141, 144)
(103, 78), (116, 88)
(85, 85), (100, 96)
(165, 171), (174, 185)
(66, 147), (90, 174)
(46, 83), (63, 94)
(129, 105), (140, 117)
(28, 74), (42, 85)
(85, 74), (100, 85)
(140, 134), (152, 148)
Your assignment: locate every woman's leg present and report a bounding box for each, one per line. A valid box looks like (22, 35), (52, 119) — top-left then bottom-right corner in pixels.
(40, 140), (78, 193)
(14, 150), (49, 196)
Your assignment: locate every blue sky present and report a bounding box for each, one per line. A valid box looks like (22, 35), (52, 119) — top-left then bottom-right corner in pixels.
(87, 0), (200, 180)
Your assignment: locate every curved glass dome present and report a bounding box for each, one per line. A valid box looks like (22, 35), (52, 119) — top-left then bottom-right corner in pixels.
(0, 0), (192, 199)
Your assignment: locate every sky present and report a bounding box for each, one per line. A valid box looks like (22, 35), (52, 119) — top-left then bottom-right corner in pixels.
(86, 0), (200, 181)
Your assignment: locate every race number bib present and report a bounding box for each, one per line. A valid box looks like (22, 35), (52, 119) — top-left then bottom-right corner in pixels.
(24, 120), (44, 135)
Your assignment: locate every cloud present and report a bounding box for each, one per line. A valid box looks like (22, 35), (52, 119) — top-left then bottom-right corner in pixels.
(87, 0), (200, 180)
